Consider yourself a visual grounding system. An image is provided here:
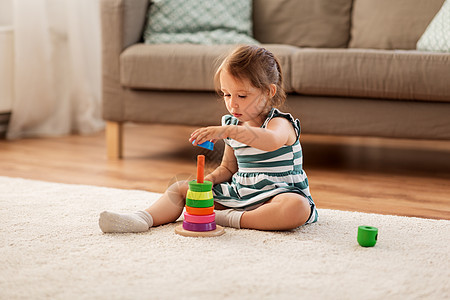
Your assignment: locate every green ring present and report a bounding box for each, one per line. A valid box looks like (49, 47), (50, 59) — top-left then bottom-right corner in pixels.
(189, 180), (212, 192)
(186, 197), (214, 208)
(357, 226), (378, 247)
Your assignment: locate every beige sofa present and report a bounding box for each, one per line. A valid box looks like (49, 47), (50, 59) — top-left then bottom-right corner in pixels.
(101, 0), (450, 159)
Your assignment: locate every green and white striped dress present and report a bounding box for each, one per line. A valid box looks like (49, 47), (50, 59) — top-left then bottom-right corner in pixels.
(213, 108), (318, 224)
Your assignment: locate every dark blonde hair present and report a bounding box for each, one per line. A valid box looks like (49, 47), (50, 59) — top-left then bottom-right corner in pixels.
(214, 45), (286, 109)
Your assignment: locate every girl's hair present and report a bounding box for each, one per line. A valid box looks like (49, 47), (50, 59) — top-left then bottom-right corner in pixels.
(214, 45), (286, 109)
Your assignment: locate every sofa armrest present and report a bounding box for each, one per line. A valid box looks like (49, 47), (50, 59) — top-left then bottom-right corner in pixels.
(100, 0), (149, 121)
(123, 0), (149, 49)
(100, 0), (148, 53)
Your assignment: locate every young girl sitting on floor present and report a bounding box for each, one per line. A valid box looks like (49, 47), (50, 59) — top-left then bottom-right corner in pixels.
(99, 45), (318, 233)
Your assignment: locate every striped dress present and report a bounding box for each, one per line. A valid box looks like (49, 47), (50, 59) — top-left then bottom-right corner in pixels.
(213, 108), (318, 224)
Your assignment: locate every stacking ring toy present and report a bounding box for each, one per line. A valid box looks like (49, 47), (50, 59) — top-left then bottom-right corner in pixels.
(185, 205), (214, 215)
(175, 155), (224, 237)
(184, 212), (215, 224)
(357, 226), (378, 247)
(183, 220), (216, 232)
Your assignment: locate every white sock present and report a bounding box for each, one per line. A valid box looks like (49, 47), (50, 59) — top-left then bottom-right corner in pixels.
(214, 209), (244, 229)
(99, 210), (153, 233)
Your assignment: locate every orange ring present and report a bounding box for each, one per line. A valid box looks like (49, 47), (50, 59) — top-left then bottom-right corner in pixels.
(186, 205), (214, 215)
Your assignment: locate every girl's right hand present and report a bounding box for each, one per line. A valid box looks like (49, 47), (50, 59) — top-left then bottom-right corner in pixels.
(204, 174), (214, 185)
(189, 126), (229, 146)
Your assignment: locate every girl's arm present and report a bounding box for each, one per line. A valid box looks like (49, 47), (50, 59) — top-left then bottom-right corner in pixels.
(204, 144), (237, 185)
(191, 117), (296, 152)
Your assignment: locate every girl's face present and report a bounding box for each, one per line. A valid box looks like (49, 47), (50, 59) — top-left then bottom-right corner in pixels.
(220, 69), (269, 127)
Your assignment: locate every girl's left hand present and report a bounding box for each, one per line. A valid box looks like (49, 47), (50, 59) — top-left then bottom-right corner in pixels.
(189, 126), (228, 145)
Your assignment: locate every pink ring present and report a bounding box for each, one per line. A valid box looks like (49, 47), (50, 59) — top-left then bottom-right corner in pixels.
(184, 212), (215, 224)
(183, 220), (216, 232)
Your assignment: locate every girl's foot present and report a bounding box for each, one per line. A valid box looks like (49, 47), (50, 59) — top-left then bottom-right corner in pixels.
(99, 211), (153, 233)
(214, 209), (244, 229)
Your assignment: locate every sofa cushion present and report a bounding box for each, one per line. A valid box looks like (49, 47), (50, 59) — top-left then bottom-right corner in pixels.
(417, 0), (450, 53)
(142, 0), (258, 45)
(120, 44), (297, 92)
(291, 49), (450, 102)
(349, 0), (445, 50)
(253, 0), (352, 48)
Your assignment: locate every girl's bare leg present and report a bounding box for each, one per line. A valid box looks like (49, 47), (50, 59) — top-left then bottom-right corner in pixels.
(240, 193), (311, 231)
(145, 180), (189, 226)
(99, 180), (189, 233)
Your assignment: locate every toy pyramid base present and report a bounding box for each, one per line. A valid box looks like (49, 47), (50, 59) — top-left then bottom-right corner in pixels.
(175, 224), (225, 237)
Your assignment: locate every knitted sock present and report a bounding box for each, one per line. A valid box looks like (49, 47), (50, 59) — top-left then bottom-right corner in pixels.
(214, 209), (244, 229)
(99, 210), (153, 233)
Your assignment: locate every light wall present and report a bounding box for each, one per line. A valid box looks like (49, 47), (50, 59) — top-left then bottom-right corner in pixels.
(0, 0), (13, 113)
(0, 0), (13, 25)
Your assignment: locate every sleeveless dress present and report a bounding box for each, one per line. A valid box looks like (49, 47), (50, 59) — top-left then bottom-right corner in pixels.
(212, 108), (318, 225)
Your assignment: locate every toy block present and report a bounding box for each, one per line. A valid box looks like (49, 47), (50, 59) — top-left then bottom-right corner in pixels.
(192, 140), (214, 151)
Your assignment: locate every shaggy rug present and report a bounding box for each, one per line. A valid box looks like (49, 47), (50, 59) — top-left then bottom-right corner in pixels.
(0, 176), (449, 299)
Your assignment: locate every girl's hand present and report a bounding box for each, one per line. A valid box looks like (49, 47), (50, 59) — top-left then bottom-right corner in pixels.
(204, 174), (215, 185)
(189, 126), (229, 146)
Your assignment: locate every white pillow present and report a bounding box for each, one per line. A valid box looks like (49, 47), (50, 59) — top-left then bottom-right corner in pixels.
(417, 0), (450, 52)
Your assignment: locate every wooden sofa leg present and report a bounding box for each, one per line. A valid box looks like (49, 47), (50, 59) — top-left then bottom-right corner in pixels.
(106, 121), (123, 159)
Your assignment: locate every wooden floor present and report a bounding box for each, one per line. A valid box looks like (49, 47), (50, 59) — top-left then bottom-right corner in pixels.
(1, 123), (449, 220)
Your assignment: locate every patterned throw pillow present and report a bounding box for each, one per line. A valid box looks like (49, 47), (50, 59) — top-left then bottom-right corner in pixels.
(417, 0), (450, 52)
(143, 0), (259, 45)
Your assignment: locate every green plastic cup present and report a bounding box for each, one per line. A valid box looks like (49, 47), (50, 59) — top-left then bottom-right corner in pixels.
(357, 226), (378, 247)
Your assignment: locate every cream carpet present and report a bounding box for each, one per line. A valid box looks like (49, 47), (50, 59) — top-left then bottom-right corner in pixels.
(1, 176), (449, 300)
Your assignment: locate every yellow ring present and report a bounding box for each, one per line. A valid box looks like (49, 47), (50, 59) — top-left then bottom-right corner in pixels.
(187, 190), (213, 200)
